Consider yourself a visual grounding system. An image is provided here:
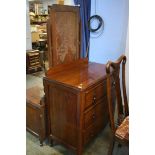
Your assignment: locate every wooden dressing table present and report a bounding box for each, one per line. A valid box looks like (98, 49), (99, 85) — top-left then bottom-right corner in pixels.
(43, 58), (113, 155)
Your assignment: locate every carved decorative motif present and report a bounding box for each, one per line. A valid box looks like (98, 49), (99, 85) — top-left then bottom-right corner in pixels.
(47, 5), (80, 67)
(55, 12), (77, 64)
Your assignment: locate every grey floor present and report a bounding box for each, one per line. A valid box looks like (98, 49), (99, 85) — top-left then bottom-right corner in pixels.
(26, 70), (129, 155)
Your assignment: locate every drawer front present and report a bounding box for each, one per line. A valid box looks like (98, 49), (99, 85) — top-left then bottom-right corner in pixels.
(84, 97), (107, 129)
(83, 117), (105, 145)
(85, 81), (106, 110)
(28, 53), (39, 57)
(83, 124), (95, 145)
(29, 56), (40, 61)
(83, 96), (109, 145)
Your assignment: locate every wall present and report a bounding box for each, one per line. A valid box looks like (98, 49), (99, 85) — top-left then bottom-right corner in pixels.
(89, 0), (129, 64)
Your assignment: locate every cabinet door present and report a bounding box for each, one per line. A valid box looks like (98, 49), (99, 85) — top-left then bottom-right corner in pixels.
(48, 84), (78, 147)
(47, 5), (81, 67)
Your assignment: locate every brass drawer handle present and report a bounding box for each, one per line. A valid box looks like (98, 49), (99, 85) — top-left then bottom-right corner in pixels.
(92, 96), (96, 105)
(92, 113), (96, 119)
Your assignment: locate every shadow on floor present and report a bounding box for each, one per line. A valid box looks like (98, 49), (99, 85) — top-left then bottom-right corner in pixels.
(26, 125), (128, 155)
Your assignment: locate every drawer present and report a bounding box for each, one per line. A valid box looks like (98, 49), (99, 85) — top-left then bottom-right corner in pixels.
(30, 56), (40, 60)
(29, 59), (40, 63)
(30, 62), (40, 66)
(83, 117), (105, 145)
(84, 97), (108, 129)
(83, 124), (95, 145)
(85, 81), (106, 110)
(28, 53), (39, 57)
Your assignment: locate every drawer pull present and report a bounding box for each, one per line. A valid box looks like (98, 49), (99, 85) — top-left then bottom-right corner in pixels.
(92, 96), (96, 105)
(92, 114), (96, 119)
(93, 96), (96, 101)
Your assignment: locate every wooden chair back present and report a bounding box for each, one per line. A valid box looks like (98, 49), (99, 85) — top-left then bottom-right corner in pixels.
(106, 55), (129, 134)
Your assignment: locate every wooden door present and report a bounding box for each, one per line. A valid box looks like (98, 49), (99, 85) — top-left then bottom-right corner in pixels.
(47, 4), (81, 67)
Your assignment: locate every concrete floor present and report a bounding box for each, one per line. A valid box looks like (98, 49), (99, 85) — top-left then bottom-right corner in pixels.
(26, 71), (129, 155)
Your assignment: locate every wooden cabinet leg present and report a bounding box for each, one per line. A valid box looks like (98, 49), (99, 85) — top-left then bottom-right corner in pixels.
(77, 150), (82, 155)
(118, 143), (122, 148)
(49, 137), (54, 147)
(40, 140), (43, 146)
(68, 150), (74, 155)
(77, 146), (83, 155)
(108, 138), (115, 155)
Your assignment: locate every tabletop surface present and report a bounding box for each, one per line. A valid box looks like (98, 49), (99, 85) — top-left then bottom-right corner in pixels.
(26, 86), (44, 105)
(44, 58), (107, 90)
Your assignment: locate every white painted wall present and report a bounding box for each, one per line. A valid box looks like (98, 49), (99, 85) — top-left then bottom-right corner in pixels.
(89, 0), (129, 64)
(89, 0), (129, 100)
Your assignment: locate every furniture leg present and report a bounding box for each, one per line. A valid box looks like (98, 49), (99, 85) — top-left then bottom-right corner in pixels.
(118, 143), (122, 148)
(77, 146), (83, 155)
(49, 137), (54, 147)
(68, 150), (74, 155)
(39, 139), (43, 146)
(77, 150), (82, 155)
(108, 138), (115, 155)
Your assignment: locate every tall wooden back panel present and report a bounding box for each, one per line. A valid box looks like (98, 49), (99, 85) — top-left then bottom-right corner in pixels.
(47, 4), (81, 67)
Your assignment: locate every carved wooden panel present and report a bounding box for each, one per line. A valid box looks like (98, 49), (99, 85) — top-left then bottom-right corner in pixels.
(47, 5), (81, 67)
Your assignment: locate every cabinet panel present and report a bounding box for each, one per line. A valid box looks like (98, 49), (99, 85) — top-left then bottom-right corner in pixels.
(47, 5), (80, 67)
(26, 105), (40, 134)
(49, 84), (78, 147)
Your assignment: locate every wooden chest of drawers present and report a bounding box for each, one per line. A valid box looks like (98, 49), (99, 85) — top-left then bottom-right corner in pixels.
(26, 50), (42, 74)
(43, 59), (112, 155)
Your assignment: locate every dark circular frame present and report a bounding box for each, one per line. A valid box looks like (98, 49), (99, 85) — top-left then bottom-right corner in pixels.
(88, 15), (104, 32)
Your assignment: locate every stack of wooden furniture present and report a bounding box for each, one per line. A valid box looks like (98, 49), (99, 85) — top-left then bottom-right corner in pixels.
(26, 50), (42, 74)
